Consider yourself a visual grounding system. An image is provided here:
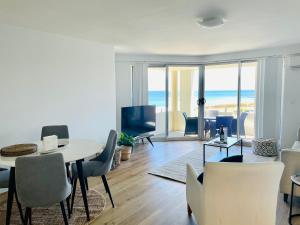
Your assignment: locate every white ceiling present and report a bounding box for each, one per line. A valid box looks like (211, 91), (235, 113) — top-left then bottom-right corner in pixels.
(0, 0), (300, 55)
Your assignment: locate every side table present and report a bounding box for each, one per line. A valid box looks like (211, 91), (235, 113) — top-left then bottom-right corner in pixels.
(289, 175), (300, 224)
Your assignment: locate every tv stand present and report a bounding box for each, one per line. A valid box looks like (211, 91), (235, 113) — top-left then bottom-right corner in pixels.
(134, 134), (154, 147)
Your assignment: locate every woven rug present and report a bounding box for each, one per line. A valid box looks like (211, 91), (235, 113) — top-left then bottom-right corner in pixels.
(148, 146), (277, 183)
(0, 189), (106, 225)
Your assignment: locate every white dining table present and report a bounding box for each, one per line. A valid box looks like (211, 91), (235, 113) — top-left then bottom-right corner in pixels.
(0, 139), (104, 225)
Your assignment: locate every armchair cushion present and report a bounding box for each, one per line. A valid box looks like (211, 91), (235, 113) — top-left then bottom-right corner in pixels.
(292, 141), (300, 150)
(280, 149), (300, 196)
(197, 155), (243, 184)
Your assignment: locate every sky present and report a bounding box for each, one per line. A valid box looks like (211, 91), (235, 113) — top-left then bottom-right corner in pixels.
(148, 67), (166, 90)
(148, 63), (256, 91)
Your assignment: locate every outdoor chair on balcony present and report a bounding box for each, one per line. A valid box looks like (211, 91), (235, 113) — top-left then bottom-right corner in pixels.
(209, 116), (234, 138)
(183, 112), (198, 136)
(232, 112), (248, 136)
(204, 110), (219, 137)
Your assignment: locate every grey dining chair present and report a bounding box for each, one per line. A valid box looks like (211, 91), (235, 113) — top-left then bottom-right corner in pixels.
(70, 130), (117, 211)
(0, 168), (9, 188)
(41, 125), (69, 141)
(41, 125), (89, 191)
(15, 153), (72, 225)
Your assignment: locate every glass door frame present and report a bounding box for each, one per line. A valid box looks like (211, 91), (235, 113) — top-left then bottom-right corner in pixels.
(166, 65), (202, 141)
(148, 64), (203, 141)
(147, 65), (168, 141)
(200, 60), (258, 141)
(148, 60), (258, 142)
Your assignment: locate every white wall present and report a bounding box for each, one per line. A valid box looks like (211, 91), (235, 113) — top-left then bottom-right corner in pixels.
(115, 61), (150, 132)
(0, 25), (116, 147)
(260, 57), (283, 140)
(115, 62), (132, 131)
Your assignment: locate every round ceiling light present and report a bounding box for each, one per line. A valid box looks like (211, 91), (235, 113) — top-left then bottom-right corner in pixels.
(197, 16), (225, 28)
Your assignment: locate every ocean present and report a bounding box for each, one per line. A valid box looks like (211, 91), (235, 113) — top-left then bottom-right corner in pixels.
(149, 90), (255, 107)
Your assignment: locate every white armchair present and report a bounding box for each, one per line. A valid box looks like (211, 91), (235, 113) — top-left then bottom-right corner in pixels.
(186, 162), (284, 225)
(280, 149), (300, 201)
(280, 128), (300, 201)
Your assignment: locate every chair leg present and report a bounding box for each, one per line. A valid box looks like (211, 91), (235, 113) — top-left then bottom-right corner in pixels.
(71, 178), (77, 214)
(146, 137), (154, 147)
(15, 190), (25, 224)
(65, 163), (71, 181)
(284, 193), (288, 202)
(24, 209), (28, 225)
(60, 201), (69, 225)
(66, 195), (71, 218)
(28, 208), (32, 225)
(25, 208), (32, 225)
(81, 159), (89, 191)
(101, 175), (115, 208)
(85, 178), (89, 191)
(23, 210), (28, 225)
(102, 176), (108, 193)
(187, 204), (192, 215)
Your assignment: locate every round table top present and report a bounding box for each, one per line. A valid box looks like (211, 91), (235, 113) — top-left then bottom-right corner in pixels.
(291, 175), (300, 186)
(0, 139), (104, 168)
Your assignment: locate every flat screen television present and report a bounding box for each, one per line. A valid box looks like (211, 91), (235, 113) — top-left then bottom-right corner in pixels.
(121, 105), (156, 137)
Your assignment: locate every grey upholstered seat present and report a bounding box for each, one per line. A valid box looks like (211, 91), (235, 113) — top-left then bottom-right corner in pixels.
(71, 130), (117, 209)
(15, 153), (72, 225)
(72, 161), (108, 178)
(0, 168), (9, 188)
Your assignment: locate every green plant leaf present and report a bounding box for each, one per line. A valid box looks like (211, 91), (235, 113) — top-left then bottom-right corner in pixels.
(117, 132), (135, 146)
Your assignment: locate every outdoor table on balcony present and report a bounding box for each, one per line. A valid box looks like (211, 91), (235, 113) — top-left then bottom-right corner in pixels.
(204, 117), (217, 121)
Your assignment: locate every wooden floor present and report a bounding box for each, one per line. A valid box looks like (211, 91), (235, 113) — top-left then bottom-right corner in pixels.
(1, 141), (300, 224)
(89, 141), (300, 225)
(89, 141), (198, 225)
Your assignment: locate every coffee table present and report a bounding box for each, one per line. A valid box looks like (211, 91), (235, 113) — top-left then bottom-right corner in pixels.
(203, 137), (243, 166)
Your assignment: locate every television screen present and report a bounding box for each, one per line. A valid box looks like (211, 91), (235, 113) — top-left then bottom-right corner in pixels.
(121, 105), (156, 137)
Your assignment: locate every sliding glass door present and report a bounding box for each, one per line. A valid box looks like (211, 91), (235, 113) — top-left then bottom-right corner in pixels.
(240, 62), (257, 140)
(147, 61), (257, 141)
(147, 65), (201, 140)
(167, 66), (199, 138)
(203, 63), (239, 138)
(202, 62), (257, 141)
(148, 67), (167, 138)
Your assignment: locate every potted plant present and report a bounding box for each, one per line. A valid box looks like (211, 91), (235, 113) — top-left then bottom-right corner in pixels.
(117, 132), (135, 161)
